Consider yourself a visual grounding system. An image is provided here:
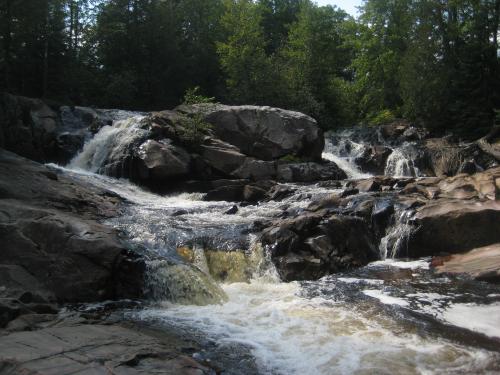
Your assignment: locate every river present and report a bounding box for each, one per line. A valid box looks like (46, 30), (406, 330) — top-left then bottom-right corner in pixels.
(48, 119), (500, 374)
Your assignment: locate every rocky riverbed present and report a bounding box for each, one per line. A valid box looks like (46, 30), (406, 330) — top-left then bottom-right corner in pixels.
(1, 93), (500, 374)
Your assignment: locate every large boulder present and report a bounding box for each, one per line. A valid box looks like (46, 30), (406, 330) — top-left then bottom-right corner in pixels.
(406, 199), (500, 257)
(0, 149), (145, 308)
(277, 161), (347, 182)
(260, 213), (377, 281)
(0, 93), (59, 162)
(177, 104), (324, 161)
(136, 139), (191, 181)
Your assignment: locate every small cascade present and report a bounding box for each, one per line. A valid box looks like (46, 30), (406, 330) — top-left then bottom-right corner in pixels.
(322, 133), (372, 179)
(69, 115), (148, 174)
(378, 209), (415, 259)
(145, 259), (228, 305)
(324, 128), (426, 178)
(384, 145), (421, 177)
(176, 236), (280, 284)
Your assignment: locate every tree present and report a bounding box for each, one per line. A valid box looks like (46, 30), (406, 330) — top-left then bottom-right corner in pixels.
(279, 2), (357, 127)
(217, 0), (278, 104)
(353, 0), (413, 124)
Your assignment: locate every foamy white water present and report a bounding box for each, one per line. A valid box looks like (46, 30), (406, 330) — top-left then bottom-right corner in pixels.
(443, 303), (500, 339)
(69, 115), (148, 173)
(322, 136), (371, 179)
(384, 147), (421, 177)
(137, 278), (498, 375)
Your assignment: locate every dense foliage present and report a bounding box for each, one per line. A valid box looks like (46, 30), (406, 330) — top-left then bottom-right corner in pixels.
(0, 0), (499, 135)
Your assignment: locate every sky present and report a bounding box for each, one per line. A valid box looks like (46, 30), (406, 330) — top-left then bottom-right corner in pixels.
(315, 0), (363, 16)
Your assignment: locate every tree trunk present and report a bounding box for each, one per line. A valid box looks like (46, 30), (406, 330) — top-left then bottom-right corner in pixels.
(42, 0), (50, 98)
(74, 2), (79, 58)
(494, 0), (500, 50)
(3, 0), (12, 91)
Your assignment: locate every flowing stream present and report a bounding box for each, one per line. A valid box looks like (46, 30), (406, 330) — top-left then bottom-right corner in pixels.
(323, 128), (422, 178)
(54, 118), (500, 374)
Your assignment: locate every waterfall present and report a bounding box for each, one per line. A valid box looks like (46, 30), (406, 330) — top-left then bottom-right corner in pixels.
(384, 145), (421, 177)
(176, 236), (280, 284)
(324, 129), (425, 178)
(322, 134), (372, 179)
(68, 115), (148, 173)
(378, 210), (415, 259)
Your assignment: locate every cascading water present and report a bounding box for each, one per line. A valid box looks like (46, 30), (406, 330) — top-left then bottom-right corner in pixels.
(69, 115), (148, 173)
(56, 120), (500, 374)
(324, 129), (422, 178)
(378, 209), (415, 260)
(384, 145), (421, 177)
(322, 131), (372, 179)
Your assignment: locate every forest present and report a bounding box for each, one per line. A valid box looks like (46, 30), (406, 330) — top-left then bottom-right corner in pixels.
(1, 0), (499, 136)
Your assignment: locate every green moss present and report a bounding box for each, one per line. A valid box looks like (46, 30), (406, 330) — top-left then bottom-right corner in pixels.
(279, 154), (303, 163)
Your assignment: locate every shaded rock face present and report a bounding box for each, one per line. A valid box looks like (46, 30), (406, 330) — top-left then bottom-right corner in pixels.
(406, 200), (500, 257)
(379, 120), (429, 144)
(397, 169), (499, 260)
(0, 201), (144, 303)
(0, 149), (145, 327)
(177, 103), (324, 161)
(355, 145), (393, 175)
(0, 93), (60, 163)
(0, 93), (144, 165)
(260, 213), (378, 281)
(277, 161), (347, 182)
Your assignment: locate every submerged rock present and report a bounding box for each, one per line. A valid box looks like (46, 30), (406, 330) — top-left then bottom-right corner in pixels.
(146, 260), (228, 305)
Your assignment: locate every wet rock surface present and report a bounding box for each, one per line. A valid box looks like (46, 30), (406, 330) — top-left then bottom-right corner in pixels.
(0, 310), (244, 375)
(0, 149), (145, 327)
(260, 167), (500, 281)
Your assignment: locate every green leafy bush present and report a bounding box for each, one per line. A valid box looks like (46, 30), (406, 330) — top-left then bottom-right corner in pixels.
(183, 87), (216, 105)
(179, 114), (213, 144)
(368, 110), (396, 126)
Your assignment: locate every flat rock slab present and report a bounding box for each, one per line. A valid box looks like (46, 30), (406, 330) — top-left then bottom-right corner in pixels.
(0, 323), (213, 374)
(434, 243), (500, 282)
